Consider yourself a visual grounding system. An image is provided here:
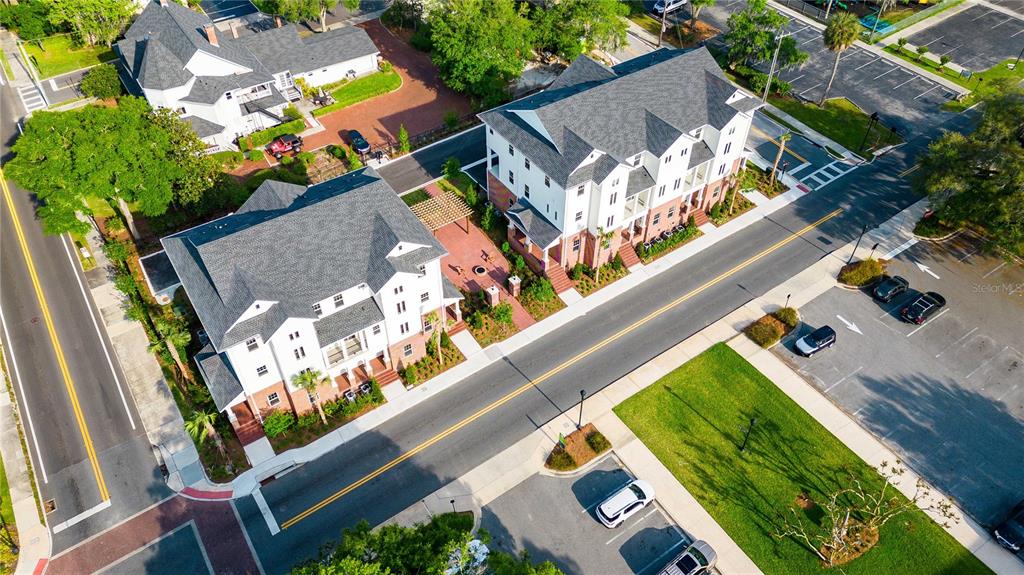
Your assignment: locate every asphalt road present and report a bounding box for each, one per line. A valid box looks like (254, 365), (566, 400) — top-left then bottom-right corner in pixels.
(235, 102), (976, 573)
(0, 80), (170, 552)
(776, 233), (1024, 525)
(906, 4), (1024, 72)
(377, 124), (486, 194)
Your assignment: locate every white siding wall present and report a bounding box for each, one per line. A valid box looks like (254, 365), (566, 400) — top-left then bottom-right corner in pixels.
(301, 53), (379, 88)
(564, 181), (590, 236)
(185, 50), (251, 77)
(591, 162), (629, 233)
(267, 317), (326, 393)
(376, 256), (444, 343)
(226, 337), (282, 397)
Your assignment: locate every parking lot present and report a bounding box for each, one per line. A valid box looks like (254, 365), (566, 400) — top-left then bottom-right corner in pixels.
(198, 0), (258, 22)
(906, 4), (1024, 73)
(775, 232), (1024, 525)
(480, 457), (691, 575)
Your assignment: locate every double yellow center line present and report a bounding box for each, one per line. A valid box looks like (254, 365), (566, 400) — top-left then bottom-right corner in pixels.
(280, 207), (844, 530)
(0, 166), (109, 501)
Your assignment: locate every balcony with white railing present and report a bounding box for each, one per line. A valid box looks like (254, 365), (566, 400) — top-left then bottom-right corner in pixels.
(623, 189), (650, 220)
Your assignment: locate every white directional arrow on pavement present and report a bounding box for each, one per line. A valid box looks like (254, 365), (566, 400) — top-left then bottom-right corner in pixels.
(836, 315), (863, 335)
(916, 262), (940, 280)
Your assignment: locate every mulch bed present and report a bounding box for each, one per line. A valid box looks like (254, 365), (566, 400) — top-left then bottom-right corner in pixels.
(574, 265), (629, 296)
(545, 423), (612, 471)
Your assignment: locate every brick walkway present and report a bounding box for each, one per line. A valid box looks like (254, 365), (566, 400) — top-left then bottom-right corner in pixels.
(47, 496), (260, 575)
(434, 219), (534, 332)
(304, 19), (473, 151)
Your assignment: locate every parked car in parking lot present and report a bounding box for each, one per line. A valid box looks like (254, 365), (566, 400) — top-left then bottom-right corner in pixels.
(653, 0), (688, 15)
(267, 134), (302, 159)
(994, 499), (1024, 554)
(597, 479), (655, 528)
(795, 325), (836, 357)
(900, 292), (946, 324)
(348, 129), (370, 154)
(658, 540), (717, 575)
(872, 274), (909, 303)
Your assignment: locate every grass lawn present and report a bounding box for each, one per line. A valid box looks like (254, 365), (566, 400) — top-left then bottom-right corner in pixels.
(0, 50), (13, 81)
(768, 96), (904, 154)
(614, 343), (991, 575)
(24, 35), (115, 79)
(941, 59), (1024, 112)
(0, 453), (19, 569)
(627, 14), (684, 48)
(401, 188), (431, 207)
(312, 70), (403, 117)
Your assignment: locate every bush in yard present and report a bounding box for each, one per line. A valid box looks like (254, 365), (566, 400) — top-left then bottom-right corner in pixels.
(570, 263), (588, 281)
(283, 104), (302, 121)
(480, 203), (495, 231)
(212, 150), (245, 169)
(296, 151), (316, 166)
(328, 144), (348, 161)
(245, 119), (306, 149)
(379, 60), (394, 73)
(940, 54), (951, 66)
(772, 306), (800, 329)
(585, 430), (611, 454)
(464, 185), (478, 208)
(440, 330), (452, 349)
(513, 254), (525, 273)
(444, 110), (459, 130)
(710, 202), (723, 220)
(491, 302), (514, 325)
(80, 63), (122, 99)
(838, 258), (884, 287)
(298, 412), (321, 429)
(348, 154), (364, 171)
(546, 447), (576, 471)
(102, 239), (131, 264)
(523, 278), (555, 303)
(745, 315), (784, 348)
(403, 364), (419, 385)
(916, 45), (929, 60)
(263, 411), (295, 438)
(443, 156), (461, 181)
(409, 23), (433, 51)
(501, 241), (511, 255)
(280, 155), (294, 166)
(398, 123), (410, 153)
(467, 310), (484, 330)
(610, 253), (625, 272)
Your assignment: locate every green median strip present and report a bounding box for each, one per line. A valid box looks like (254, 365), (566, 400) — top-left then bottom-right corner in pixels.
(614, 343), (992, 575)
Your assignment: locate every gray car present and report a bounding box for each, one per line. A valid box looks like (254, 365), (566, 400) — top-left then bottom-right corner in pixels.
(658, 540), (717, 575)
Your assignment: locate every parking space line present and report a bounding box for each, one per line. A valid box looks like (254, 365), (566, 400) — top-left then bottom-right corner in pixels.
(906, 308), (950, 337)
(957, 245), (982, 262)
(934, 326), (978, 358)
(786, 73), (806, 83)
(605, 508), (659, 545)
(855, 58), (880, 70)
(825, 366), (863, 393)
(921, 35), (944, 47)
(965, 345), (1008, 379)
(914, 85), (941, 100)
(991, 17), (1013, 29)
(995, 384), (1020, 402)
(1013, 28), (1024, 37)
(636, 537), (688, 575)
(894, 77), (918, 89)
(798, 83), (820, 97)
(982, 261), (1007, 278)
(873, 67), (898, 80)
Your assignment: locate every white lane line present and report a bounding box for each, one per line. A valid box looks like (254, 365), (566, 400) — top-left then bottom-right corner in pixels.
(788, 162), (812, 175)
(957, 245), (982, 262)
(825, 366), (864, 393)
(252, 487), (281, 535)
(605, 507), (659, 545)
(873, 67), (898, 80)
(94, 520), (212, 575)
(52, 498), (112, 533)
(0, 305), (49, 483)
(894, 76), (918, 89)
(232, 500), (268, 575)
(882, 237), (917, 260)
(914, 85), (941, 100)
(934, 326), (979, 358)
(965, 345), (1008, 379)
(60, 234), (136, 430)
(906, 308), (950, 338)
(855, 57), (880, 70)
(991, 17), (1013, 29)
(982, 261), (1007, 278)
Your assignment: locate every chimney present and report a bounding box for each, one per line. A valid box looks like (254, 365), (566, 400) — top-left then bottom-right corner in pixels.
(274, 15), (283, 28)
(204, 24), (218, 47)
(159, 0), (168, 6)
(230, 22), (239, 39)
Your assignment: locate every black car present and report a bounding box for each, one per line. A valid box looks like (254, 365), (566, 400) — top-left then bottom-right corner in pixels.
(994, 500), (1024, 554)
(900, 292), (946, 324)
(872, 274), (909, 302)
(348, 129), (370, 154)
(794, 325), (836, 357)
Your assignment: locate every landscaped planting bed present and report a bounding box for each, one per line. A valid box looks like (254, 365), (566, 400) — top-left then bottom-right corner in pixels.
(398, 333), (465, 386)
(614, 343), (991, 575)
(462, 290), (518, 347)
(572, 259), (629, 296)
(710, 189), (755, 226)
(740, 161), (787, 199)
(636, 223), (702, 263)
(264, 382), (386, 452)
(545, 423), (611, 471)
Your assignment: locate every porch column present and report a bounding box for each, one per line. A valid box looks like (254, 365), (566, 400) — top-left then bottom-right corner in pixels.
(364, 359), (373, 377)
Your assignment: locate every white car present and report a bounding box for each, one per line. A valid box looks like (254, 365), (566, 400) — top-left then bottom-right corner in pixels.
(658, 540), (718, 575)
(596, 479), (655, 528)
(653, 0), (688, 16)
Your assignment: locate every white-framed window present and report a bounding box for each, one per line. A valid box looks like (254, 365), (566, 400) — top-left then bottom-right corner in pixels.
(372, 324), (381, 335)
(658, 185), (665, 197)
(397, 301), (407, 313)
(267, 392), (280, 407)
(665, 155), (672, 164)
(509, 171), (515, 184)
(333, 293), (344, 306)
(632, 154), (641, 166)
(544, 175), (550, 187)
(489, 127), (493, 134)
(575, 211), (583, 222)
(423, 318), (433, 332)
(572, 238), (581, 251)
(294, 347), (305, 359)
(288, 331), (300, 341)
(718, 164), (726, 176)
(508, 144), (514, 156)
(729, 126), (736, 135)
(609, 192), (617, 205)
(524, 158), (530, 170)
(226, 92), (233, 100)
(668, 207), (675, 218)
(400, 322), (410, 335)
(418, 264), (426, 275)
(606, 215), (614, 228)
(394, 286), (404, 294)
(577, 185), (585, 196)
(545, 203), (549, 213)
(403, 343), (413, 356)
(420, 292), (429, 303)
(246, 337), (258, 351)
(612, 178), (619, 187)
(257, 365), (268, 376)
(312, 303), (322, 317)
(524, 184), (530, 198)
(653, 213), (661, 225)
(724, 142), (732, 154)
(673, 178), (681, 190)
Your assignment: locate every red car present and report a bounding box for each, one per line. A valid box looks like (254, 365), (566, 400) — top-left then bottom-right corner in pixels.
(267, 134), (302, 159)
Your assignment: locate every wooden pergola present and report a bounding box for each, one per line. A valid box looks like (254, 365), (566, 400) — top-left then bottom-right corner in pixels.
(409, 190), (474, 233)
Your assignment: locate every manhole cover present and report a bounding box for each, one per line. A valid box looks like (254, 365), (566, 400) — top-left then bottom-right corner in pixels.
(473, 265), (486, 275)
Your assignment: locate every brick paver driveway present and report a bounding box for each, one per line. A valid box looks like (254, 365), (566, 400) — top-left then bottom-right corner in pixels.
(305, 19), (473, 151)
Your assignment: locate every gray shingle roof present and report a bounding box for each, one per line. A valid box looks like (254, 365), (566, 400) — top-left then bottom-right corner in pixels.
(235, 24), (378, 76)
(195, 344), (243, 411)
(181, 69), (275, 104)
(442, 277), (463, 301)
(162, 168), (446, 351)
(507, 199), (561, 248)
(626, 167), (655, 198)
(240, 85), (287, 114)
(691, 141), (715, 167)
(183, 115), (225, 138)
(480, 48), (756, 189)
(314, 298), (384, 348)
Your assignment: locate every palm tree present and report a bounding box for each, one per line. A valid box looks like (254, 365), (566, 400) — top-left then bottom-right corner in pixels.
(292, 369), (329, 425)
(820, 12), (860, 106)
(869, 0), (896, 41)
(185, 409), (230, 469)
(593, 226), (615, 285)
(770, 133), (792, 187)
(154, 317), (191, 382)
(689, 0), (716, 34)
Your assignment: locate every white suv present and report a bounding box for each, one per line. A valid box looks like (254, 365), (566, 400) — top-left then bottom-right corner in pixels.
(596, 479), (655, 528)
(653, 0), (688, 16)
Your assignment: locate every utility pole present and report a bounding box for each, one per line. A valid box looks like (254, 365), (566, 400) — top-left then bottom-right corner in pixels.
(859, 112), (880, 152)
(847, 224), (869, 265)
(658, 7), (669, 48)
(762, 31), (793, 103)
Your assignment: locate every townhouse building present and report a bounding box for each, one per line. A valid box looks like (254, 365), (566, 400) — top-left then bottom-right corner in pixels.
(161, 169), (463, 432)
(479, 48), (761, 275)
(117, 0), (379, 150)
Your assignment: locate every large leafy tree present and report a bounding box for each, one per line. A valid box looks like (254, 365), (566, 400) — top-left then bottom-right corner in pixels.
(819, 11), (860, 105)
(916, 81), (1024, 255)
(80, 63), (123, 99)
(531, 0), (628, 61)
(44, 0), (134, 47)
(723, 0), (804, 71)
(428, 0), (533, 106)
(278, 0), (359, 32)
(6, 97), (216, 237)
(0, 2), (57, 42)
(689, 0), (717, 32)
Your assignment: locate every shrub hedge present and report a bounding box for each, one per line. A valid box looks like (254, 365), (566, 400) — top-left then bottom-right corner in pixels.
(745, 315), (785, 348)
(838, 258), (884, 287)
(772, 307), (800, 329)
(585, 430), (611, 454)
(263, 410), (296, 438)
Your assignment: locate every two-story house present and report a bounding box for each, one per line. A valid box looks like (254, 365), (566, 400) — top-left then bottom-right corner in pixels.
(161, 168), (463, 434)
(479, 48), (761, 275)
(117, 0), (380, 150)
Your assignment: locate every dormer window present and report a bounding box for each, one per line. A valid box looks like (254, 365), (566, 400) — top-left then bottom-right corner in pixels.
(418, 264), (426, 275)
(577, 185), (584, 196)
(226, 92), (233, 100)
(312, 303), (322, 317)
(632, 154), (641, 167)
(333, 293), (344, 306)
(246, 337), (258, 351)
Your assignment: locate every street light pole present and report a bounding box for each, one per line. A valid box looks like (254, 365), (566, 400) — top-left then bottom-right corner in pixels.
(785, 293), (792, 309)
(577, 389), (587, 429)
(868, 242), (880, 261)
(762, 31), (793, 103)
(847, 224), (869, 264)
(859, 112), (879, 152)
